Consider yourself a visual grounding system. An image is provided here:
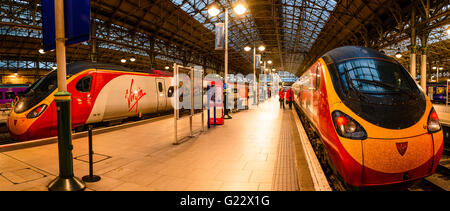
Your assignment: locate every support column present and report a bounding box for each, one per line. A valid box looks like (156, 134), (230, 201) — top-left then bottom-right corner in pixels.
(47, 0), (85, 191)
(410, 6), (417, 81)
(89, 20), (97, 62)
(420, 45), (428, 91)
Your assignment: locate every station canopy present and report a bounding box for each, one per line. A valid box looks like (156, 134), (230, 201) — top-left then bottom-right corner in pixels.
(1, 0), (448, 77)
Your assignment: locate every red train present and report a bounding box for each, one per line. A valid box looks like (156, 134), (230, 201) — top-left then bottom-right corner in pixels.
(292, 46), (444, 189)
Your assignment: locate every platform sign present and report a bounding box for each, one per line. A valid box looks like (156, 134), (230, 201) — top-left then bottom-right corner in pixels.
(41, 0), (91, 52)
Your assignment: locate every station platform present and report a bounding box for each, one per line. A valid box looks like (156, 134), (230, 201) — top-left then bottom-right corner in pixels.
(0, 100), (329, 191)
(434, 104), (450, 126)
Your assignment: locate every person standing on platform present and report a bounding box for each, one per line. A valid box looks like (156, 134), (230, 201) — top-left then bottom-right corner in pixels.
(286, 87), (294, 109)
(279, 88), (285, 109)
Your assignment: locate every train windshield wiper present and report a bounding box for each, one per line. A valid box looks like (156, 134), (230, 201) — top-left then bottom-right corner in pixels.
(351, 79), (414, 98)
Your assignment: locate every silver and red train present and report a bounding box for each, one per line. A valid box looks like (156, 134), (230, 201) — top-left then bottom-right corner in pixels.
(7, 62), (250, 141)
(292, 46), (444, 188)
(7, 62), (174, 141)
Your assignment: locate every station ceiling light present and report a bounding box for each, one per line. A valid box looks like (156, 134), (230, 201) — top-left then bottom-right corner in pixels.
(439, 67), (444, 70)
(395, 52), (402, 58)
(165, 66), (170, 70)
(121, 58), (126, 63)
(130, 57), (136, 62)
(38, 48), (45, 54)
(233, 2), (247, 15)
(258, 45), (265, 52)
(52, 66), (57, 70)
(244, 46), (251, 52)
(267, 60), (272, 64)
(207, 4), (220, 16)
(432, 66), (437, 70)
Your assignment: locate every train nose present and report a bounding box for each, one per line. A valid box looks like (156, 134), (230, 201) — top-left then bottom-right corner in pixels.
(7, 113), (32, 138)
(361, 133), (441, 186)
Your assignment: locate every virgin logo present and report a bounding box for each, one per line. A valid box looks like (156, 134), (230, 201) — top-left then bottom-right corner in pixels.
(125, 79), (147, 112)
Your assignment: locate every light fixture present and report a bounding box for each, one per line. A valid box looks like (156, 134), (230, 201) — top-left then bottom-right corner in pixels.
(52, 66), (57, 70)
(439, 67), (444, 70)
(395, 52), (402, 58)
(258, 45), (265, 51)
(14, 72), (18, 76)
(121, 58), (126, 63)
(38, 48), (45, 54)
(130, 57), (136, 62)
(207, 4), (220, 17)
(432, 66), (437, 70)
(233, 2), (246, 15)
(165, 66), (170, 70)
(267, 60), (272, 64)
(244, 46), (251, 52)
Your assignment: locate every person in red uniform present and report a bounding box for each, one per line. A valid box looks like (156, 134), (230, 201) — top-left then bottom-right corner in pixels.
(286, 87), (294, 109)
(279, 88), (285, 109)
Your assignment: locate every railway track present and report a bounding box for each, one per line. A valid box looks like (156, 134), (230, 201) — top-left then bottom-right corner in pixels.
(294, 104), (450, 191)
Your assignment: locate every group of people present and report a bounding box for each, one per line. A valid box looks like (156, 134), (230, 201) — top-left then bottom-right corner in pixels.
(278, 87), (294, 109)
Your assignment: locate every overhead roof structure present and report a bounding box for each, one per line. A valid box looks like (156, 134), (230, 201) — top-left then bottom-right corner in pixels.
(0, 0), (449, 79)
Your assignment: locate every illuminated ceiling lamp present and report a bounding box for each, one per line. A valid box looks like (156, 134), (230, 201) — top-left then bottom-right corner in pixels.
(207, 3), (220, 17)
(120, 58), (126, 63)
(130, 57), (136, 62)
(38, 48), (45, 54)
(267, 60), (272, 64)
(164, 65), (170, 70)
(258, 45), (265, 52)
(233, 1), (247, 15)
(244, 46), (251, 52)
(395, 51), (402, 59)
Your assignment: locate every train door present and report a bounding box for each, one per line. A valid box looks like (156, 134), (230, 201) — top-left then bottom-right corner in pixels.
(156, 78), (166, 112)
(71, 71), (96, 129)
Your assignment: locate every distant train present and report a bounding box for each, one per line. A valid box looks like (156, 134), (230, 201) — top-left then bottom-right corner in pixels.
(8, 62), (174, 141)
(0, 84), (29, 105)
(292, 46), (444, 189)
(426, 82), (448, 103)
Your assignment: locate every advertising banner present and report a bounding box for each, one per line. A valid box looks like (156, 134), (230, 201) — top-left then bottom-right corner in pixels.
(215, 23), (225, 50)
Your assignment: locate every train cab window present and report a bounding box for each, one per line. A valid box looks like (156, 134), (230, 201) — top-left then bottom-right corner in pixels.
(167, 86), (174, 97)
(158, 82), (164, 92)
(5, 92), (15, 99)
(76, 75), (92, 92)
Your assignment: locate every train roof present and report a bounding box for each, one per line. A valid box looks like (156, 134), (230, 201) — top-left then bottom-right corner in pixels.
(66, 61), (133, 75)
(0, 84), (30, 88)
(321, 46), (396, 64)
(65, 61), (172, 77)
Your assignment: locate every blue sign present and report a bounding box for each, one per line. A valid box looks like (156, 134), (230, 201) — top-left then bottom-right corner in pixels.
(41, 0), (91, 52)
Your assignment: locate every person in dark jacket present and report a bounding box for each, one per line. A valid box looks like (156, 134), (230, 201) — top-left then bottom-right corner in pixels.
(279, 88), (285, 109)
(286, 87), (294, 109)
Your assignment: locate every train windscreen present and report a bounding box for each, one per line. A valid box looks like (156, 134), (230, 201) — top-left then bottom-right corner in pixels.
(336, 58), (417, 95)
(14, 71), (57, 114)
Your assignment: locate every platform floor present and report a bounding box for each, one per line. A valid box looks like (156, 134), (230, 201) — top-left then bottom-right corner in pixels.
(0, 100), (314, 191)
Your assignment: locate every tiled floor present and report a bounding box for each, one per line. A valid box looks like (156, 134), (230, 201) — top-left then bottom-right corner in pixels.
(0, 100), (301, 191)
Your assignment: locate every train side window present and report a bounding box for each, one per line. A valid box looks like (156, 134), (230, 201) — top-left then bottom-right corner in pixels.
(158, 82), (163, 92)
(76, 75), (92, 92)
(5, 92), (15, 99)
(316, 65), (321, 91)
(167, 86), (174, 97)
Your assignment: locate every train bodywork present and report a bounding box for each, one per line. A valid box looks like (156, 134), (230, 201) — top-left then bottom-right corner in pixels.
(7, 62), (174, 141)
(292, 46), (444, 188)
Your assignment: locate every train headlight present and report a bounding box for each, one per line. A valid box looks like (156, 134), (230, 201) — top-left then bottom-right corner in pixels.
(26, 104), (48, 119)
(427, 108), (441, 133)
(332, 110), (367, 140)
